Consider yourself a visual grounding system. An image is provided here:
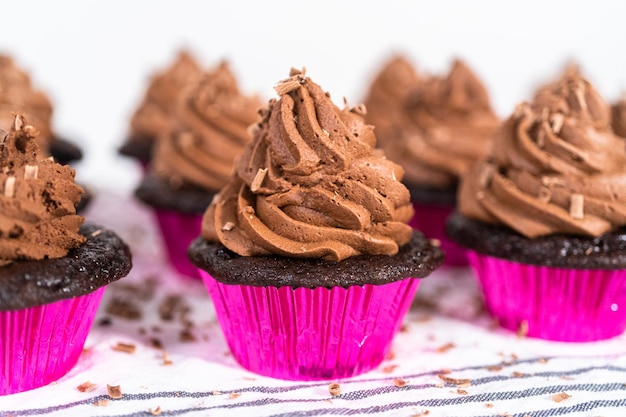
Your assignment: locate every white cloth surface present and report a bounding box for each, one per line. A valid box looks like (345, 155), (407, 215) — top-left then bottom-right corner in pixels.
(1, 191), (626, 417)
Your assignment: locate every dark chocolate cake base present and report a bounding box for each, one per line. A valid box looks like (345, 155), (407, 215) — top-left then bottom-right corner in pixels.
(135, 173), (215, 214)
(49, 137), (83, 165)
(446, 212), (626, 269)
(188, 231), (444, 288)
(0, 223), (132, 311)
(405, 182), (457, 206)
(118, 136), (153, 165)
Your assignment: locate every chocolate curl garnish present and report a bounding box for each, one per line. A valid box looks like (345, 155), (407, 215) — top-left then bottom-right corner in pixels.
(3, 176), (15, 197)
(274, 69), (306, 95)
(24, 164), (38, 179)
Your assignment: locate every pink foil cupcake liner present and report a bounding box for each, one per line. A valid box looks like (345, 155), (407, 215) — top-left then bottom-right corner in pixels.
(410, 202), (467, 266)
(0, 287), (105, 395)
(467, 251), (626, 342)
(154, 208), (203, 279)
(200, 270), (421, 380)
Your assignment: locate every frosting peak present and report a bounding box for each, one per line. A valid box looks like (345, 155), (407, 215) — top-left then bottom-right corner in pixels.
(532, 67), (611, 130)
(202, 71), (414, 261)
(0, 114), (85, 264)
(129, 50), (203, 144)
(459, 74), (626, 238)
(391, 59), (499, 189)
(152, 61), (262, 191)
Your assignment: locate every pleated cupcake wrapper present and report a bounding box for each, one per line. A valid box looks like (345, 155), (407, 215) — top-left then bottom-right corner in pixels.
(200, 270), (421, 381)
(467, 251), (626, 342)
(154, 208), (203, 279)
(410, 202), (467, 266)
(0, 287), (105, 395)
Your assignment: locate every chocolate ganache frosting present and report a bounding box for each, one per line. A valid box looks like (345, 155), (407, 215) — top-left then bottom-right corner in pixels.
(0, 56), (55, 154)
(362, 55), (420, 147)
(458, 72), (626, 238)
(394, 60), (499, 189)
(0, 114), (85, 264)
(152, 61), (263, 192)
(128, 51), (202, 147)
(202, 69), (414, 262)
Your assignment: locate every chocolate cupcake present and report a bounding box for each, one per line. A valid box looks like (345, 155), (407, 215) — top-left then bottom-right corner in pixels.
(188, 69), (443, 381)
(367, 59), (499, 266)
(0, 55), (82, 165)
(447, 71), (626, 341)
(136, 61), (262, 278)
(119, 50), (203, 166)
(0, 114), (132, 394)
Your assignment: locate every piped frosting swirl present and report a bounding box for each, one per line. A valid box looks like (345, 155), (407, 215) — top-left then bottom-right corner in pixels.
(202, 70), (414, 261)
(0, 114), (85, 264)
(458, 72), (626, 238)
(394, 59), (499, 189)
(129, 50), (202, 145)
(152, 61), (262, 191)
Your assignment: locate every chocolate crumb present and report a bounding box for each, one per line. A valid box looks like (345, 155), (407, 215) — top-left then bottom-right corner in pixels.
(212, 391), (222, 395)
(411, 411), (430, 417)
(77, 381), (97, 393)
(180, 328), (197, 342)
(98, 317), (112, 327)
(93, 399), (109, 407)
(456, 389), (468, 395)
(393, 378), (408, 387)
(328, 383), (341, 396)
(106, 297), (142, 320)
(485, 365), (503, 372)
(485, 403), (494, 408)
(158, 295), (190, 321)
(162, 351), (173, 366)
(552, 392), (571, 402)
(229, 393), (241, 400)
(512, 371), (527, 378)
(149, 337), (164, 350)
(517, 320), (529, 338)
(149, 406), (162, 416)
(436, 342), (455, 353)
(112, 342), (136, 354)
(107, 384), (122, 399)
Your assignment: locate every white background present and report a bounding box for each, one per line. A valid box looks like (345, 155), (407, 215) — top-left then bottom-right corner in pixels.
(0, 0), (624, 193)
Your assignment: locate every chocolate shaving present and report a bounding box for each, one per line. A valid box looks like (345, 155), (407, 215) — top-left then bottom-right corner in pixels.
(24, 164), (38, 179)
(393, 378), (408, 387)
(93, 399), (109, 407)
(274, 76), (304, 95)
(112, 342), (136, 354)
(437, 374), (471, 387)
(149, 406), (162, 416)
(107, 384), (122, 399)
(436, 342), (455, 353)
(569, 194), (584, 219)
(106, 297), (142, 320)
(456, 388), (469, 395)
(550, 113), (564, 134)
(328, 383), (341, 396)
(77, 381), (97, 392)
(250, 168), (268, 192)
(552, 392), (572, 402)
(4, 176), (15, 198)
(229, 393), (242, 400)
(222, 222), (235, 231)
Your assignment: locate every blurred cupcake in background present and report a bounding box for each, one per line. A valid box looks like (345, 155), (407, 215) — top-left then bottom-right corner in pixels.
(119, 50), (203, 168)
(447, 70), (626, 341)
(135, 60), (262, 279)
(0, 55), (82, 165)
(364, 58), (499, 266)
